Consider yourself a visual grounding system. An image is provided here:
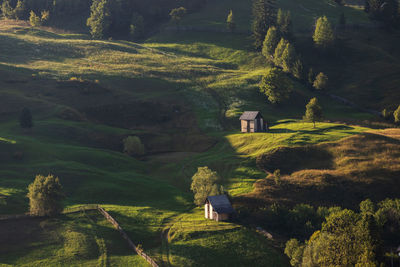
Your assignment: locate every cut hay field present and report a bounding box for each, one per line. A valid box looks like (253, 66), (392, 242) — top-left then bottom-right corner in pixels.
(0, 0), (398, 265)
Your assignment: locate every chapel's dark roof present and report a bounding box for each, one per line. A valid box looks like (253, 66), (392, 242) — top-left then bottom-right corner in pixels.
(206, 195), (235, 214)
(239, 111), (262, 121)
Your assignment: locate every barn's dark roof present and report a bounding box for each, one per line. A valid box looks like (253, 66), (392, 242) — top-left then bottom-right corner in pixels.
(206, 195), (235, 214)
(239, 111), (262, 121)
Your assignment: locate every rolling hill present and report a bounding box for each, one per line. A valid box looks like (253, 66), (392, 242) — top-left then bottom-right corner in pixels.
(0, 0), (399, 265)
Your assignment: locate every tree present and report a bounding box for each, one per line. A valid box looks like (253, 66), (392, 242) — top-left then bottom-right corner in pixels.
(313, 72), (328, 90)
(285, 238), (305, 267)
(281, 42), (296, 72)
(19, 107), (33, 128)
(1, 0), (14, 19)
(252, 0), (276, 50)
(360, 199), (375, 215)
(259, 67), (293, 104)
(292, 59), (304, 80)
(394, 105), (400, 123)
(169, 7), (187, 27)
(27, 174), (65, 216)
(273, 38), (288, 66)
(123, 136), (145, 156)
(276, 9), (292, 39)
(304, 97), (323, 128)
(86, 0), (111, 39)
(273, 169), (281, 186)
(226, 10), (236, 32)
(190, 167), (223, 205)
(381, 108), (391, 120)
(339, 12), (346, 27)
(262, 26), (279, 59)
(29, 11), (41, 26)
(14, 0), (26, 20)
(313, 16), (335, 49)
(301, 209), (380, 266)
(308, 68), (315, 85)
(130, 12), (144, 40)
(40, 10), (49, 24)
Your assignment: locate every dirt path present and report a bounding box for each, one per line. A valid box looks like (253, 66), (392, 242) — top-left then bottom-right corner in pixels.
(160, 228), (172, 267)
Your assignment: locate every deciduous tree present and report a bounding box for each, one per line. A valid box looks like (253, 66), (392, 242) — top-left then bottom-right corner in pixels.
(259, 67), (293, 104)
(123, 136), (145, 156)
(170, 7), (187, 27)
(304, 97), (323, 128)
(27, 174), (65, 216)
(190, 167), (223, 205)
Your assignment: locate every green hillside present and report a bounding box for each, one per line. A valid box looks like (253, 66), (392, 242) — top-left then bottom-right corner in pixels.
(0, 0), (398, 265)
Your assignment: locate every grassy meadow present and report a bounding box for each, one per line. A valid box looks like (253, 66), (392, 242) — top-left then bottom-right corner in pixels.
(0, 0), (398, 265)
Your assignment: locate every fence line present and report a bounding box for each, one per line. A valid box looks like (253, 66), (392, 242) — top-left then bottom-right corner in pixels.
(0, 205), (159, 267)
(97, 206), (159, 267)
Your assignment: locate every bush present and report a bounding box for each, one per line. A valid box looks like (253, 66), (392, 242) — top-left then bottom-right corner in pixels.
(123, 136), (145, 156)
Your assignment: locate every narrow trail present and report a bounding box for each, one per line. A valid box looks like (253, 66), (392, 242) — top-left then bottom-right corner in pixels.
(160, 228), (172, 267)
(81, 208), (108, 267)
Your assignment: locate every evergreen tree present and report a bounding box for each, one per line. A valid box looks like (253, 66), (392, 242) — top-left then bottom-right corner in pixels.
(226, 10), (236, 32)
(394, 105), (400, 123)
(308, 68), (315, 85)
(14, 0), (26, 20)
(86, 0), (111, 39)
(364, 0), (370, 12)
(292, 59), (304, 80)
(381, 108), (391, 120)
(252, 0), (276, 50)
(381, 0), (399, 27)
(1, 0), (14, 19)
(19, 107), (33, 128)
(259, 67), (293, 104)
(130, 12), (144, 40)
(339, 12), (346, 27)
(313, 16), (335, 49)
(191, 167), (223, 205)
(27, 174), (65, 216)
(281, 42), (296, 72)
(273, 38), (288, 66)
(262, 26), (279, 59)
(277, 9), (292, 39)
(304, 97), (323, 128)
(313, 72), (328, 90)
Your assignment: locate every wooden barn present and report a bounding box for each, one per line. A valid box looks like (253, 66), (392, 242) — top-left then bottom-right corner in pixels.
(205, 195), (235, 221)
(239, 111), (268, 133)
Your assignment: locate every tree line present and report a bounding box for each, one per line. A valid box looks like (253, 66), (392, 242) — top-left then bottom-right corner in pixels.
(0, 0), (206, 38)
